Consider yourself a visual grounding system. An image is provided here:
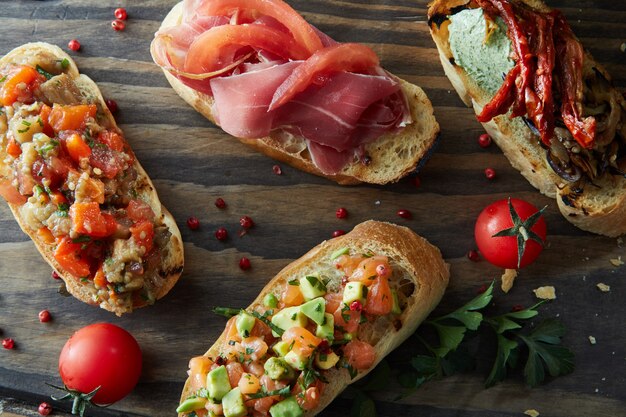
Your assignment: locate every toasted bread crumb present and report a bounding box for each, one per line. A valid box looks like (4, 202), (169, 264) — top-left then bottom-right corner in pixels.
(597, 283), (611, 292)
(589, 336), (597, 345)
(524, 410), (540, 417)
(609, 256), (623, 267)
(533, 286), (556, 300)
(501, 269), (517, 293)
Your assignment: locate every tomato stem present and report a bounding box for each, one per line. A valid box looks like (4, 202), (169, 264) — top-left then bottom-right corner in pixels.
(47, 383), (102, 417)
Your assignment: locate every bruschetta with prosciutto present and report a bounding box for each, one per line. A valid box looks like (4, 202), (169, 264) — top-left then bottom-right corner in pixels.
(0, 43), (184, 315)
(151, 0), (439, 185)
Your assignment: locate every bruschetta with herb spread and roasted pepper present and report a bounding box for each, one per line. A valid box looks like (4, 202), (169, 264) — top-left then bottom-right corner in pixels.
(428, 0), (626, 236)
(0, 42), (184, 315)
(175, 220), (449, 417)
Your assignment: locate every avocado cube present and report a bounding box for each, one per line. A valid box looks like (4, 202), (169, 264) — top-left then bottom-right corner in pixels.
(222, 388), (246, 417)
(270, 306), (307, 337)
(272, 340), (290, 357)
(264, 356), (296, 381)
(269, 395), (304, 417)
(315, 313), (334, 342)
(236, 310), (256, 338)
(391, 289), (402, 314)
(284, 350), (308, 370)
(343, 281), (367, 305)
(264, 293), (279, 308)
(176, 396), (207, 413)
(315, 350), (340, 370)
(299, 275), (327, 300)
(206, 365), (231, 402)
(300, 297), (326, 325)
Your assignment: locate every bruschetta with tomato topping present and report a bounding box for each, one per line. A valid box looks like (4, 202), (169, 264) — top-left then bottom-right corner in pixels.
(429, 0), (626, 236)
(151, 0), (439, 185)
(175, 220), (449, 417)
(0, 43), (184, 315)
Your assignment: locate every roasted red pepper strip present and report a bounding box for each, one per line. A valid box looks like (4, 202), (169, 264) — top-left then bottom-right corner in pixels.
(553, 12), (595, 149)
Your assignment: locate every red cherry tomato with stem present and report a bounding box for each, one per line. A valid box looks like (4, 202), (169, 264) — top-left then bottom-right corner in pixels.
(57, 323), (142, 406)
(474, 198), (547, 269)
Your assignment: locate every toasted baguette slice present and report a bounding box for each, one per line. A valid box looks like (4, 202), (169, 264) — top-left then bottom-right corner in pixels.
(428, 0), (626, 237)
(178, 220), (449, 416)
(156, 2), (440, 185)
(0, 43), (184, 315)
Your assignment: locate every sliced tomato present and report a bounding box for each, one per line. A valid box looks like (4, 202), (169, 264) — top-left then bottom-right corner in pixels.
(70, 202), (117, 238)
(196, 0), (323, 55)
(126, 199), (156, 223)
(31, 157), (63, 189)
(184, 24), (310, 75)
(89, 146), (124, 179)
(130, 220), (154, 253)
(49, 104), (97, 133)
(93, 266), (108, 288)
(65, 133), (92, 162)
(98, 130), (125, 152)
(365, 276), (393, 316)
(0, 65), (45, 106)
(343, 340), (376, 371)
(54, 236), (91, 278)
(269, 43), (379, 110)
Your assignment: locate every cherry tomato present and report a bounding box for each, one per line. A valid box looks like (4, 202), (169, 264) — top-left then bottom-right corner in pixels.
(59, 323), (142, 405)
(474, 198), (547, 269)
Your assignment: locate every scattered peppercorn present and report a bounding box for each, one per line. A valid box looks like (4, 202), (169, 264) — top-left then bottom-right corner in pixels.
(332, 230), (346, 238)
(239, 257), (251, 270)
(52, 270), (61, 280)
(186, 216), (200, 230)
(68, 39), (81, 52)
(38, 402), (52, 416)
(38, 310), (51, 323)
(397, 209), (412, 219)
(467, 250), (480, 262)
(215, 227), (228, 241)
(484, 168), (496, 180)
(478, 133), (492, 148)
(413, 176), (421, 188)
(111, 19), (126, 31)
(240, 216), (254, 229)
(215, 197), (227, 209)
(336, 207), (348, 219)
(105, 98), (118, 113)
(2, 338), (15, 350)
(114, 7), (128, 20)
(350, 300), (363, 311)
(272, 165), (282, 175)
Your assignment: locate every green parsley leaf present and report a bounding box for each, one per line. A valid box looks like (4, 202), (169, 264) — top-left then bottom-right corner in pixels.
(36, 65), (54, 80)
(485, 334), (518, 388)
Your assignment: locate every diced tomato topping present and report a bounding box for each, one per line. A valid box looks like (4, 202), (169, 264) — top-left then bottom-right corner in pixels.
(98, 130), (125, 152)
(126, 199), (156, 223)
(281, 327), (322, 357)
(49, 191), (68, 206)
(130, 220), (154, 252)
(185, 24), (310, 75)
(70, 202), (117, 238)
(281, 283), (304, 307)
(64, 133), (92, 162)
(342, 340), (376, 371)
(53, 236), (91, 278)
(37, 227), (55, 244)
(270, 43), (379, 110)
(6, 138), (21, 158)
(93, 266), (108, 288)
(49, 104), (97, 133)
(365, 276), (393, 316)
(31, 157), (63, 189)
(38, 104), (55, 136)
(0, 65), (45, 106)
(88, 145), (124, 179)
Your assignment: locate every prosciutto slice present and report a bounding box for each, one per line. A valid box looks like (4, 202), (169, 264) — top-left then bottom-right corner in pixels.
(151, 0), (412, 175)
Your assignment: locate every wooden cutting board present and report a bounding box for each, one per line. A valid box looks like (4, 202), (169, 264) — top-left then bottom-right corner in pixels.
(0, 1), (624, 416)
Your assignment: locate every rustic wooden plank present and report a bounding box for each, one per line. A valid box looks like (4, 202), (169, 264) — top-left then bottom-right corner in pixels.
(0, 0), (625, 416)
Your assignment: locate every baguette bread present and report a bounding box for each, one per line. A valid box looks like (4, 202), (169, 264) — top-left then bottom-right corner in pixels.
(177, 220), (449, 416)
(0, 43), (184, 315)
(428, 0), (626, 236)
(154, 1), (440, 185)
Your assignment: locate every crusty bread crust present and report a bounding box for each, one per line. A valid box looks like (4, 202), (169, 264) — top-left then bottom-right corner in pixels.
(428, 0), (626, 237)
(0, 43), (184, 315)
(156, 2), (440, 185)
(178, 220), (450, 416)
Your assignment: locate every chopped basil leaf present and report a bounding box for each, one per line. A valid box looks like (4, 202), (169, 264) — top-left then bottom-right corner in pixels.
(56, 203), (69, 217)
(0, 75), (7, 83)
(36, 65), (54, 80)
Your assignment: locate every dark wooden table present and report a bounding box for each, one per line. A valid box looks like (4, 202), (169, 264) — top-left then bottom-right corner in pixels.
(1, 1), (625, 416)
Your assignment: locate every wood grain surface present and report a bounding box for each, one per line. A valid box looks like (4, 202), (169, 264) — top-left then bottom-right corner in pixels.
(1, 1), (625, 416)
